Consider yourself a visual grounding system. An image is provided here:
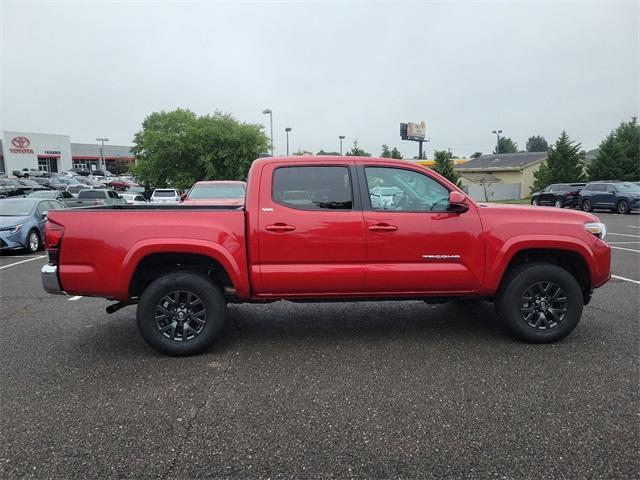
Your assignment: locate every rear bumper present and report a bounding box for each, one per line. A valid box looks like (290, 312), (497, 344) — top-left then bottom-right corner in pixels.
(42, 264), (66, 295)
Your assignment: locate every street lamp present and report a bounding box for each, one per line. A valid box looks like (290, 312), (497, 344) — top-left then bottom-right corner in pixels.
(262, 109), (273, 156)
(285, 127), (292, 156)
(339, 135), (345, 155)
(96, 137), (109, 171)
(492, 130), (502, 154)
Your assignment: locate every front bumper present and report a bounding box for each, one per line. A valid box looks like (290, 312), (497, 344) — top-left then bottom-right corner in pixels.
(42, 264), (65, 295)
(0, 231), (25, 250)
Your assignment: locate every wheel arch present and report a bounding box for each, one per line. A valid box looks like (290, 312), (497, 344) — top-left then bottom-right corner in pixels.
(118, 239), (250, 301)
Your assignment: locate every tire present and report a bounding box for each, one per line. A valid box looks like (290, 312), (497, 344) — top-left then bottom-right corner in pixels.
(496, 263), (583, 343)
(531, 198), (538, 206)
(27, 229), (40, 253)
(136, 272), (226, 356)
(554, 198), (563, 208)
(581, 199), (592, 212)
(617, 199), (630, 214)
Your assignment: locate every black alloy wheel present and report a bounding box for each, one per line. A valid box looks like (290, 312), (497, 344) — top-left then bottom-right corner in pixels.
(519, 281), (568, 330)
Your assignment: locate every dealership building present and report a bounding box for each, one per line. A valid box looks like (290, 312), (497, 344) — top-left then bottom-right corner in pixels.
(0, 131), (134, 175)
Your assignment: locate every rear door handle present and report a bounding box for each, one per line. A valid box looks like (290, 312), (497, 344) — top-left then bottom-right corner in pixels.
(265, 223), (296, 232)
(368, 223), (398, 232)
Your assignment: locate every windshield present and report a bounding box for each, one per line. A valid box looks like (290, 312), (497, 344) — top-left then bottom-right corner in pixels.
(188, 184), (245, 199)
(154, 190), (177, 197)
(0, 200), (36, 216)
(616, 183), (640, 192)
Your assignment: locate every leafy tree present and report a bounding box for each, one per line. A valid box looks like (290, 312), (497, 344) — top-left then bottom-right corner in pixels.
(109, 158), (130, 175)
(316, 150), (340, 156)
(390, 147), (403, 159)
(526, 135), (548, 152)
(531, 131), (584, 193)
(381, 144), (402, 158)
(494, 137), (518, 154)
(345, 140), (371, 157)
(130, 109), (268, 189)
(470, 151), (483, 159)
(589, 117), (640, 181)
(432, 150), (462, 187)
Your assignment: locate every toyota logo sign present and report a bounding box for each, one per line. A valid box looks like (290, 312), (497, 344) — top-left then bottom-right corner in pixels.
(12, 136), (30, 148)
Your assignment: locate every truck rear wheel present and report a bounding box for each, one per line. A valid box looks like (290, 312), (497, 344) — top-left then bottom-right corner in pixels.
(136, 272), (226, 356)
(496, 263), (583, 343)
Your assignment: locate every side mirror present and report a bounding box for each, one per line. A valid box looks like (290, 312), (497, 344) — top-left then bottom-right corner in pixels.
(448, 191), (469, 213)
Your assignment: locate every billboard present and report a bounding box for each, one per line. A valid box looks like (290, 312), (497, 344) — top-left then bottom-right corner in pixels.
(400, 121), (426, 141)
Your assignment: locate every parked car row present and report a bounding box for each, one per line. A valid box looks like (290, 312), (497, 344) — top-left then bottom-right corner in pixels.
(531, 180), (640, 214)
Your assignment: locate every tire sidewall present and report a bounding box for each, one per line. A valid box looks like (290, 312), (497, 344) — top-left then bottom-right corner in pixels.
(136, 272), (226, 356)
(554, 198), (562, 208)
(618, 200), (629, 214)
(497, 264), (583, 343)
(582, 199), (592, 212)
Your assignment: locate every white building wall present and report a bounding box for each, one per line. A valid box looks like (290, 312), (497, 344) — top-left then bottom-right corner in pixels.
(2, 131), (73, 174)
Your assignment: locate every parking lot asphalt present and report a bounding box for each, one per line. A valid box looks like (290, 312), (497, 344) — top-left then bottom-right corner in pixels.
(1, 212), (638, 479)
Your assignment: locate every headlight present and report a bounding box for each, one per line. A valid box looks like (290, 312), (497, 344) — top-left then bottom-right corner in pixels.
(0, 224), (23, 234)
(584, 222), (606, 240)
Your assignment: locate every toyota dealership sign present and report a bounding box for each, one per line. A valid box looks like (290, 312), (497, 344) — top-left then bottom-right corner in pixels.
(10, 136), (34, 153)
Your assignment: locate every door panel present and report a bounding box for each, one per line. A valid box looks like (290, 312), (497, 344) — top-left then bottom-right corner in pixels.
(255, 163), (366, 295)
(360, 165), (484, 293)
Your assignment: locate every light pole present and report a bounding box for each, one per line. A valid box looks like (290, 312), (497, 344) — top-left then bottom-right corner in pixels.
(96, 137), (109, 171)
(492, 130), (502, 154)
(262, 109), (273, 156)
(285, 127), (292, 156)
(339, 135), (345, 155)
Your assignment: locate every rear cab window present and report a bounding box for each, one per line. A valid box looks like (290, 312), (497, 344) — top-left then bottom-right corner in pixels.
(272, 166), (353, 210)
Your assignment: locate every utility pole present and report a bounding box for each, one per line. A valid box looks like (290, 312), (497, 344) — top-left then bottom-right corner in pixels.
(492, 130), (503, 154)
(262, 109), (274, 155)
(96, 137), (109, 171)
(285, 127), (292, 156)
(339, 135), (345, 155)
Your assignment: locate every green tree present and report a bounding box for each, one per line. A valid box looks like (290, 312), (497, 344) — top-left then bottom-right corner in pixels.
(390, 147), (403, 159)
(130, 109), (268, 189)
(494, 137), (518, 154)
(432, 150), (462, 187)
(109, 158), (130, 175)
(526, 135), (548, 152)
(470, 151), (482, 159)
(380, 144), (402, 158)
(589, 117), (640, 181)
(345, 140), (371, 157)
(531, 131), (584, 193)
(316, 150), (340, 156)
(381, 144), (392, 158)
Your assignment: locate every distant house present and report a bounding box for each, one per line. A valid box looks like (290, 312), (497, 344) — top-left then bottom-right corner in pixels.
(454, 152), (547, 200)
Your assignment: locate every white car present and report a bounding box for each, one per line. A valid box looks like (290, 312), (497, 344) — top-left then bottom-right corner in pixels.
(120, 193), (148, 205)
(151, 188), (180, 204)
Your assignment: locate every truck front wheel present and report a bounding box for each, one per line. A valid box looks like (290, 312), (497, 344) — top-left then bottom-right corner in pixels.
(496, 263), (583, 343)
(136, 272), (226, 356)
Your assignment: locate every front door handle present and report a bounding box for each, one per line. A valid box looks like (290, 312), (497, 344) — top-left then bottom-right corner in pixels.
(368, 223), (398, 232)
(265, 223), (296, 232)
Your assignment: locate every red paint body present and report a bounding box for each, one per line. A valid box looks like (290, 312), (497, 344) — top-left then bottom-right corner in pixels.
(46, 157), (611, 303)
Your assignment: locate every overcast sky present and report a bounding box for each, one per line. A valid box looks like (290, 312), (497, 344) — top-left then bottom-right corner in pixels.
(2, 0), (638, 158)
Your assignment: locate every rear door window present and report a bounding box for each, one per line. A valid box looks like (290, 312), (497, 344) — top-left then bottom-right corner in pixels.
(272, 166), (353, 210)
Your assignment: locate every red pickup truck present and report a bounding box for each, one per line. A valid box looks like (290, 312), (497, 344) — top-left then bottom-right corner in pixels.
(42, 156), (611, 355)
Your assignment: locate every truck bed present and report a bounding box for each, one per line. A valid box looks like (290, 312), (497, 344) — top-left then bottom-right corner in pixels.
(47, 206), (249, 301)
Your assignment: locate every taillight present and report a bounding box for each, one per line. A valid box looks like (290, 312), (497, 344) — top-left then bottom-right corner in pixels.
(45, 220), (65, 264)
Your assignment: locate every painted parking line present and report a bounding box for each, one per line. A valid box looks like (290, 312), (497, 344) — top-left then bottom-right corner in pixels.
(608, 232), (640, 238)
(68, 296), (83, 301)
(628, 226), (640, 229)
(0, 255), (47, 270)
(610, 246), (640, 253)
(608, 241), (640, 244)
(612, 275), (640, 286)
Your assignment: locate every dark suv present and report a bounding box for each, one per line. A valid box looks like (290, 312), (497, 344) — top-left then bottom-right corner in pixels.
(580, 181), (640, 214)
(531, 183), (586, 208)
